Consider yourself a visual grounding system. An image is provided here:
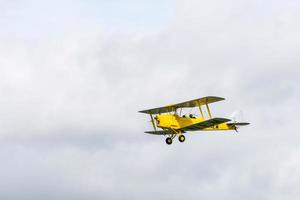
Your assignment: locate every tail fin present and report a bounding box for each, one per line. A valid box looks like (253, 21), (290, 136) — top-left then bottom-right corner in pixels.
(229, 110), (244, 122)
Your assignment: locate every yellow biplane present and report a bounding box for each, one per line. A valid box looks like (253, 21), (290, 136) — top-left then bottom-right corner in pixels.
(139, 96), (249, 145)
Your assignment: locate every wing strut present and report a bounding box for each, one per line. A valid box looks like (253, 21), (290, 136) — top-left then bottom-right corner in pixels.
(197, 100), (204, 119)
(150, 114), (157, 132)
(205, 103), (212, 119)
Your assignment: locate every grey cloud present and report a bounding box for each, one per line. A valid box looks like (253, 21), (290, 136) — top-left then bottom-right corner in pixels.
(0, 0), (300, 199)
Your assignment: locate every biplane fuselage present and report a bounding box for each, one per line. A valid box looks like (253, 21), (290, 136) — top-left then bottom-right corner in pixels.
(156, 114), (234, 131)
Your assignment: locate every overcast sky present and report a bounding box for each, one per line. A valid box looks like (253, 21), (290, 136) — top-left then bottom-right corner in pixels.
(0, 0), (300, 199)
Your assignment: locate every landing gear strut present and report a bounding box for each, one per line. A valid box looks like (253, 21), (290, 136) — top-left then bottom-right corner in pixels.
(166, 137), (172, 145)
(178, 135), (185, 142)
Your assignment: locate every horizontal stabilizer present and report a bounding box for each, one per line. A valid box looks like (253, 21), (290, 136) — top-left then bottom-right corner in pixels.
(227, 122), (250, 126)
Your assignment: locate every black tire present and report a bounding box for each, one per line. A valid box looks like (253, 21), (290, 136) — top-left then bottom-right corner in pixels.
(178, 135), (185, 143)
(166, 137), (172, 145)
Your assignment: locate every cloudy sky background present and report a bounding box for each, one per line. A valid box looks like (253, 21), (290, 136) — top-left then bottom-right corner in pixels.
(0, 0), (300, 199)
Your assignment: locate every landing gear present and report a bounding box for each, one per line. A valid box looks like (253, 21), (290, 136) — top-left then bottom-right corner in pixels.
(178, 135), (185, 143)
(165, 137), (173, 145)
(165, 132), (185, 145)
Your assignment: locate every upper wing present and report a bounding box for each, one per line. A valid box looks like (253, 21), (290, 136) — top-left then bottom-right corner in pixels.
(139, 96), (225, 114)
(139, 106), (174, 115)
(180, 118), (231, 131)
(173, 96), (225, 108)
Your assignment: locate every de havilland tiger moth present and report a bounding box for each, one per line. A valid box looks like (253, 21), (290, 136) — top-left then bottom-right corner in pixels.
(139, 96), (249, 145)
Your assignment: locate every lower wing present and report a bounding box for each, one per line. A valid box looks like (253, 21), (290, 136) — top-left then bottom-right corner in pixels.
(180, 118), (231, 131)
(145, 130), (170, 135)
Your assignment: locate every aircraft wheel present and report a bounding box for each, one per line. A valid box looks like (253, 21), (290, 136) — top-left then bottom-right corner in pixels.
(166, 137), (172, 145)
(178, 135), (185, 143)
